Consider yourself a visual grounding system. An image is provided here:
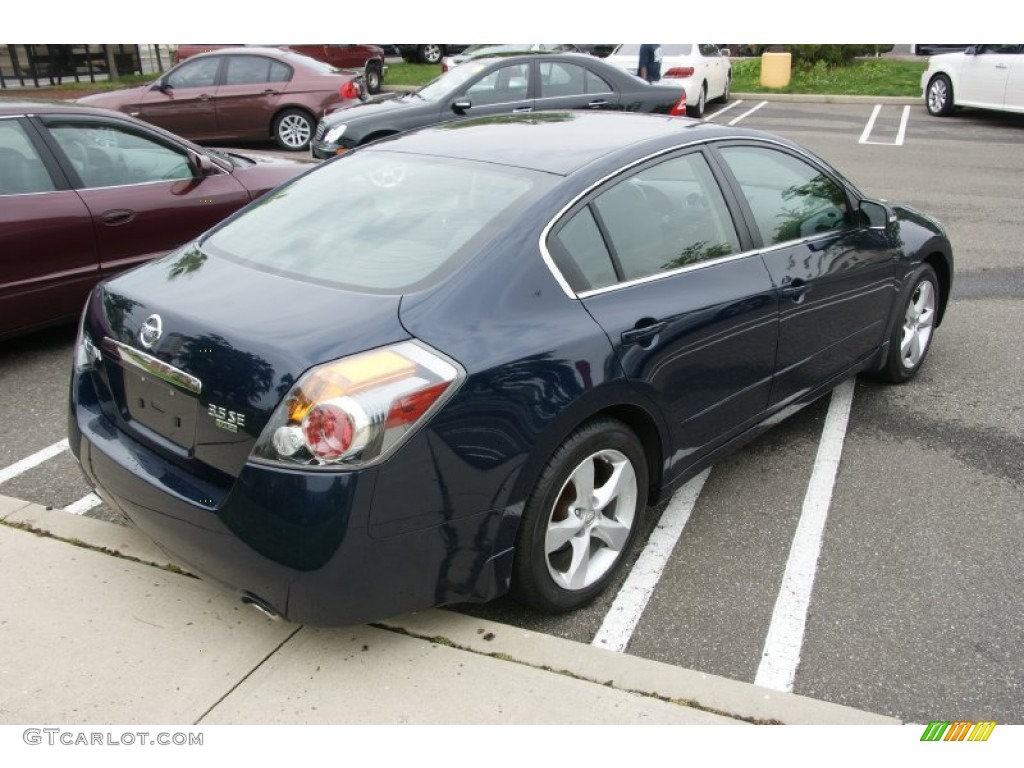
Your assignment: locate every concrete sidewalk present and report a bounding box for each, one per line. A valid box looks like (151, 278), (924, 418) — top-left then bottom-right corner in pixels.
(0, 494), (899, 725)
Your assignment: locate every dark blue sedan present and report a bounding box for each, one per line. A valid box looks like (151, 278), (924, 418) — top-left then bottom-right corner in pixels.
(69, 112), (953, 625)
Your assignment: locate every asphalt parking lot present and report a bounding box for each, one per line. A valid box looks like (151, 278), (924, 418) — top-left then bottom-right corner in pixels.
(1, 98), (1021, 724)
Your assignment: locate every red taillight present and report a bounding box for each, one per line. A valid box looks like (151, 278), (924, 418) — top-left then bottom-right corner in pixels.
(663, 67), (695, 79)
(340, 81), (361, 99)
(386, 382), (451, 428)
(252, 342), (464, 468)
(669, 93), (688, 116)
(303, 402), (356, 460)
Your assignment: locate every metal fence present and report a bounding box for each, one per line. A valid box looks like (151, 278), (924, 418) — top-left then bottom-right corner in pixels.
(0, 45), (172, 88)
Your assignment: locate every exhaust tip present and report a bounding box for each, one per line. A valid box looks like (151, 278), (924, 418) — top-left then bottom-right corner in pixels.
(241, 593), (281, 621)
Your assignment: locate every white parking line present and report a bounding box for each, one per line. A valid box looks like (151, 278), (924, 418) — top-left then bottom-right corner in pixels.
(592, 468), (711, 653)
(728, 100), (768, 126)
(754, 378), (855, 692)
(859, 104), (911, 146)
(702, 100), (744, 122)
(0, 439), (69, 485)
(64, 493), (102, 515)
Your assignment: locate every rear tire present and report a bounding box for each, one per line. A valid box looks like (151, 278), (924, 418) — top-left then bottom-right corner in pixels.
(687, 83), (707, 118)
(365, 62), (383, 94)
(510, 418), (648, 612)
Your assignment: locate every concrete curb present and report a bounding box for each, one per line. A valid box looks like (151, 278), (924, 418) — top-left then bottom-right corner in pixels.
(1, 493), (900, 725)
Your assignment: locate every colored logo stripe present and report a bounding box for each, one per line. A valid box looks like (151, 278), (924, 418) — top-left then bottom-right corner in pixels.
(921, 721), (996, 742)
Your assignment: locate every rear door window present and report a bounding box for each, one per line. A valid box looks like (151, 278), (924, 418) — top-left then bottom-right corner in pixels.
(0, 119), (56, 195)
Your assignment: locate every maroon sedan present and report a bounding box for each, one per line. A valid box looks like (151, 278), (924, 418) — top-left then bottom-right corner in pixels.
(78, 48), (360, 151)
(0, 99), (309, 340)
(173, 44), (388, 94)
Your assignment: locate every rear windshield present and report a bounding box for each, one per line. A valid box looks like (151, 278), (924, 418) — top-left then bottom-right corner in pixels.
(202, 149), (546, 292)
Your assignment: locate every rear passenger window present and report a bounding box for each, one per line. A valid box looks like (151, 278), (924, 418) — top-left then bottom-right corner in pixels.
(0, 120), (55, 195)
(592, 152), (740, 282)
(550, 152), (741, 291)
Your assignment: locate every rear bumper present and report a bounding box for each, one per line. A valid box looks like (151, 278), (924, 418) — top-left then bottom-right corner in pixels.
(69, 371), (513, 626)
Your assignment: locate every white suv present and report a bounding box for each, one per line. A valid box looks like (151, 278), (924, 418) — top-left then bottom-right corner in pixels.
(922, 45), (1024, 116)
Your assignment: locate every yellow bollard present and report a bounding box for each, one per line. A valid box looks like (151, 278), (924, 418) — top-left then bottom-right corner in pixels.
(760, 51), (792, 88)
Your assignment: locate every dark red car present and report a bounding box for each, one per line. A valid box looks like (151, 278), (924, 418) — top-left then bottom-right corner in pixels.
(78, 48), (361, 151)
(0, 99), (309, 340)
(173, 44), (388, 93)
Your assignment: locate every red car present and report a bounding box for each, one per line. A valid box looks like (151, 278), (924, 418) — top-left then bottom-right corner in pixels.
(173, 44), (388, 93)
(79, 48), (361, 151)
(0, 99), (309, 340)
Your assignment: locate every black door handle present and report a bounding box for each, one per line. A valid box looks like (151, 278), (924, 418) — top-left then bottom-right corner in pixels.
(780, 279), (809, 303)
(621, 320), (666, 346)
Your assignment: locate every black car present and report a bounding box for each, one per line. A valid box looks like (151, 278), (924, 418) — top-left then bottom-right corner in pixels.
(70, 112), (952, 626)
(311, 53), (689, 159)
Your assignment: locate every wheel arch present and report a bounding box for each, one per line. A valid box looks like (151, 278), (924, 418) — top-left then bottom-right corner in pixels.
(359, 130), (400, 146)
(508, 390), (668, 519)
(923, 250), (952, 327)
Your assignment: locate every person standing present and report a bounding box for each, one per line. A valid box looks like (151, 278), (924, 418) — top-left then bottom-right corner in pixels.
(638, 44), (662, 83)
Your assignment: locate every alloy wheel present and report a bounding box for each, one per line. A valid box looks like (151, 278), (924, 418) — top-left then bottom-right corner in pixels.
(544, 448), (638, 590)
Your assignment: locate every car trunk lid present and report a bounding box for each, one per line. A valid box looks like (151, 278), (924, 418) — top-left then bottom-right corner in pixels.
(84, 245), (408, 480)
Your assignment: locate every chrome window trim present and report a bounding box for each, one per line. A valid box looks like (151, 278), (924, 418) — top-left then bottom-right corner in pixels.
(577, 249), (763, 299)
(534, 91), (615, 104)
(539, 135), (862, 300)
(70, 173), (217, 192)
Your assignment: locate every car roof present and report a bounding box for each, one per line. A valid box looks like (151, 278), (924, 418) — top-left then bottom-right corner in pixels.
(364, 110), (787, 177)
(0, 98), (139, 120)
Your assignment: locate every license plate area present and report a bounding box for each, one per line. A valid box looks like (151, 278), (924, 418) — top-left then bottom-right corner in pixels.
(121, 366), (198, 450)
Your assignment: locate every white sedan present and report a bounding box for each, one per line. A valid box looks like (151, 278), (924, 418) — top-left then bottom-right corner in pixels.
(604, 44), (731, 118)
(922, 45), (1024, 116)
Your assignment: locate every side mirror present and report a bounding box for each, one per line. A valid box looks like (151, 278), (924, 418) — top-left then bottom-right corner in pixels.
(153, 78), (172, 93)
(187, 150), (214, 177)
(452, 98), (472, 114)
(720, 48), (731, 57)
(965, 45), (983, 56)
(859, 199), (894, 230)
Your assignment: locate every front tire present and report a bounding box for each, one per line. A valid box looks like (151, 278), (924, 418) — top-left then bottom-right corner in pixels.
(510, 418), (648, 612)
(926, 74), (954, 116)
(878, 263), (939, 383)
(687, 83), (707, 118)
(272, 108), (314, 151)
